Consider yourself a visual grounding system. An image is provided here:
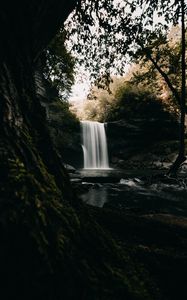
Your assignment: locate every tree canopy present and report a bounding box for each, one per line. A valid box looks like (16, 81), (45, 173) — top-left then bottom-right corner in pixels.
(66, 0), (186, 173)
(66, 0), (183, 80)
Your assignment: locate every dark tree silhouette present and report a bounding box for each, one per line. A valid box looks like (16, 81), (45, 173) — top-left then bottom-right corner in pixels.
(169, 0), (186, 175)
(0, 1), (77, 195)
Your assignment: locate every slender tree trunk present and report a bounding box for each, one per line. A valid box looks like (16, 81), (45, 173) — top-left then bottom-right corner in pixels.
(169, 0), (186, 175)
(147, 53), (181, 105)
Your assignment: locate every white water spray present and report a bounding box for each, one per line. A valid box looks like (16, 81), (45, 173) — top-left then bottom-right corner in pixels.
(81, 121), (110, 169)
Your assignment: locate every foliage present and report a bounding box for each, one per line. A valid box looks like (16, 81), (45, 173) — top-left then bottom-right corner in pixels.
(75, 77), (120, 121)
(132, 25), (187, 105)
(109, 83), (177, 121)
(72, 25), (184, 123)
(66, 0), (186, 174)
(66, 0), (183, 81)
(41, 29), (80, 161)
(128, 26), (186, 110)
(128, 20), (186, 173)
(47, 99), (80, 157)
(43, 29), (75, 99)
(79, 73), (178, 123)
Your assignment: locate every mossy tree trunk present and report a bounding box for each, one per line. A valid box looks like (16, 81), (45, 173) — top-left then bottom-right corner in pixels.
(0, 1), (77, 194)
(0, 1), (80, 297)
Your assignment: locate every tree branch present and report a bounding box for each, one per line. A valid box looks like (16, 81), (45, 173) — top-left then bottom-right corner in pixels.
(146, 51), (181, 104)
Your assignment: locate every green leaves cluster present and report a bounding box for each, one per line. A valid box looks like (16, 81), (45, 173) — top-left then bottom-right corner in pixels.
(81, 78), (177, 123)
(66, 0), (184, 81)
(131, 26), (185, 107)
(109, 83), (176, 121)
(43, 30), (75, 99)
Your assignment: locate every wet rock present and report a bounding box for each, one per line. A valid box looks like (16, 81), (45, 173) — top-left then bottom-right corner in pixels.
(64, 164), (76, 173)
(70, 178), (82, 183)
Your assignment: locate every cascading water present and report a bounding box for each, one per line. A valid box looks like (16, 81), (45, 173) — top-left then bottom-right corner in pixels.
(81, 121), (110, 169)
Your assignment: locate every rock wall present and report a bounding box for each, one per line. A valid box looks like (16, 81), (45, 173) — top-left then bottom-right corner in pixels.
(106, 118), (179, 169)
(35, 65), (82, 168)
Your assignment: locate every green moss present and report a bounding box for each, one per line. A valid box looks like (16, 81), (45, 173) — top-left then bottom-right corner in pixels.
(0, 129), (160, 299)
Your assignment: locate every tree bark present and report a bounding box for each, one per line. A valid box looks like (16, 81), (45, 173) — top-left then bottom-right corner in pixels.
(169, 0), (186, 175)
(147, 53), (181, 105)
(0, 0), (79, 193)
(0, 1), (78, 296)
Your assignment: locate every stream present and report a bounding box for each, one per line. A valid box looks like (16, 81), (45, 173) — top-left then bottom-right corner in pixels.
(76, 169), (187, 217)
(77, 121), (187, 217)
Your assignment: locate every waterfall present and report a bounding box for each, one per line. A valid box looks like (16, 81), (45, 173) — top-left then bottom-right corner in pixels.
(81, 121), (110, 169)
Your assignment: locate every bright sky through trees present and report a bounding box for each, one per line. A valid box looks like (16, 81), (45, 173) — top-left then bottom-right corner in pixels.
(67, 0), (178, 102)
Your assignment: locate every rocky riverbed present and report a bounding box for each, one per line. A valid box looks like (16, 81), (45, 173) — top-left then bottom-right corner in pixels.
(79, 171), (187, 215)
(66, 166), (187, 216)
(66, 165), (187, 299)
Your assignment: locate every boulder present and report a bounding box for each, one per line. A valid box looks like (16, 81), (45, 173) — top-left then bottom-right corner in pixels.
(64, 164), (76, 173)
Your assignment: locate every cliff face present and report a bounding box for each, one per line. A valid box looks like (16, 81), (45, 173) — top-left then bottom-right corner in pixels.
(106, 118), (179, 169)
(34, 64), (82, 168)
